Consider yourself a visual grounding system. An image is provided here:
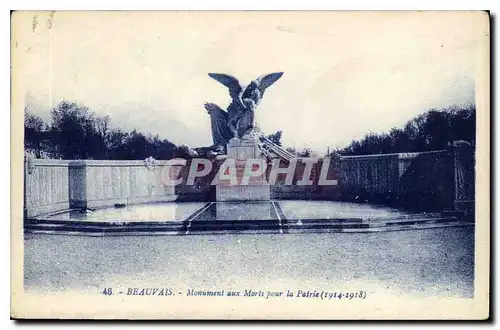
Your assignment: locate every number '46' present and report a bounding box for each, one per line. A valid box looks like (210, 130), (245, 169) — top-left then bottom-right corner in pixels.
(102, 288), (113, 296)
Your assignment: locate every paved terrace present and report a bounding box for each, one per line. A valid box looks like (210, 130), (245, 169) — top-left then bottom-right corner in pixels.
(24, 226), (474, 298)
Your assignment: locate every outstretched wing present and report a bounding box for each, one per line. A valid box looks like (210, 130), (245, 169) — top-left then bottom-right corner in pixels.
(256, 72), (284, 94)
(208, 73), (242, 97)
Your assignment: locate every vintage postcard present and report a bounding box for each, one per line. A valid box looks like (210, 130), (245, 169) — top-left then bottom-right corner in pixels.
(11, 11), (490, 319)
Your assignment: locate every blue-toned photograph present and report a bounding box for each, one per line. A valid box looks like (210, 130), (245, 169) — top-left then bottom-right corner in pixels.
(12, 10), (489, 320)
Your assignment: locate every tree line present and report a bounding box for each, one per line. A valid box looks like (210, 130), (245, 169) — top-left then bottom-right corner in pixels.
(337, 105), (475, 156)
(25, 101), (475, 160)
(25, 101), (191, 160)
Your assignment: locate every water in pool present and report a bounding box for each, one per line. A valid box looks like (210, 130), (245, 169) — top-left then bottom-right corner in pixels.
(40, 200), (412, 223)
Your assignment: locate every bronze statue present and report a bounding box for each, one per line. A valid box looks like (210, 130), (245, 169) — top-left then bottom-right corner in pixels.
(204, 102), (233, 152)
(206, 72), (284, 143)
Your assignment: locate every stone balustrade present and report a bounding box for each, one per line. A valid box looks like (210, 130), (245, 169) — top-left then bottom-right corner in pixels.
(23, 141), (475, 218)
(24, 159), (71, 218)
(25, 159), (176, 218)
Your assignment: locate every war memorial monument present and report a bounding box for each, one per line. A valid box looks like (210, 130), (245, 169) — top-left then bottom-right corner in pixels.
(22, 71), (475, 234)
(12, 11), (488, 321)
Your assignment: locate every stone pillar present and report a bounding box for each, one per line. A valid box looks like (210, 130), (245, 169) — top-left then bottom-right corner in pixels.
(69, 161), (88, 209)
(453, 141), (475, 216)
(68, 159), (178, 210)
(216, 138), (270, 202)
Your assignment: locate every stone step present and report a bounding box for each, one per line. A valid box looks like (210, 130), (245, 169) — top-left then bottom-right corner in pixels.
(285, 216), (459, 225)
(25, 215), (469, 235)
(284, 222), (473, 234)
(28, 213), (457, 226)
(25, 222), (473, 237)
(25, 224), (185, 233)
(28, 219), (186, 227)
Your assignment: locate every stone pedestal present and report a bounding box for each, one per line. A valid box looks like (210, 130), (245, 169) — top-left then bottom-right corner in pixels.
(215, 202), (275, 220)
(216, 185), (270, 201)
(216, 138), (270, 202)
(452, 140), (475, 217)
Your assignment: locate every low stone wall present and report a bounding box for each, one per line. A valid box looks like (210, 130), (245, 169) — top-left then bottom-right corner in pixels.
(23, 141), (474, 217)
(340, 153), (401, 196)
(69, 160), (176, 210)
(340, 150), (458, 212)
(270, 157), (342, 200)
(24, 159), (71, 218)
(24, 159), (176, 218)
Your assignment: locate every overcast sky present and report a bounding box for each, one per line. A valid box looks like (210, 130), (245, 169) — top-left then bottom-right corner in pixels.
(13, 11), (486, 152)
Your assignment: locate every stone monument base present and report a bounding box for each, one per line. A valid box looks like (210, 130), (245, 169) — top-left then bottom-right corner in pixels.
(216, 185), (270, 201)
(215, 136), (270, 202)
(214, 201), (276, 220)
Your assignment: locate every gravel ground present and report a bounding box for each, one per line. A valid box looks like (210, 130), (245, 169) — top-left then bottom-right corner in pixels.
(24, 226), (474, 298)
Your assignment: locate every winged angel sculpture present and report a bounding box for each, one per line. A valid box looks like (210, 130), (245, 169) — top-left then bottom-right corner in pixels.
(203, 72), (284, 153)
